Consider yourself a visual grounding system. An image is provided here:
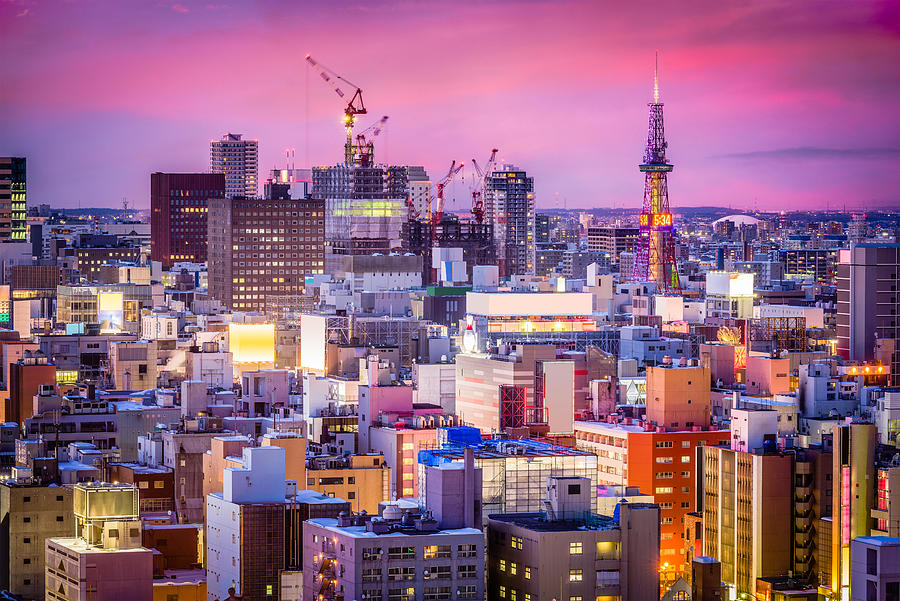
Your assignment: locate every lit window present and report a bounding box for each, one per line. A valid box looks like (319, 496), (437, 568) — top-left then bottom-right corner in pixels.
(499, 559), (506, 572)
(524, 567), (531, 579)
(569, 569), (583, 582)
(569, 541), (582, 555)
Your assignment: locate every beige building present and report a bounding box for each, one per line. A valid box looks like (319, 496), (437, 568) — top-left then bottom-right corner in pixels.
(698, 446), (793, 597)
(0, 483), (74, 600)
(487, 477), (660, 601)
(109, 339), (158, 390)
(305, 453), (391, 514)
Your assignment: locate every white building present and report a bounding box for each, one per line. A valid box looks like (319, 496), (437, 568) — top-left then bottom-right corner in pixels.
(705, 271), (754, 319)
(207, 446), (287, 601)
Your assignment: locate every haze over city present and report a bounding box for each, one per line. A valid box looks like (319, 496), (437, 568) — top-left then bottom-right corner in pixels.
(2, 0), (898, 210)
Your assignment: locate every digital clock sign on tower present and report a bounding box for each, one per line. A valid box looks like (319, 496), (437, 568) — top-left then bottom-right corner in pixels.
(632, 54), (681, 292)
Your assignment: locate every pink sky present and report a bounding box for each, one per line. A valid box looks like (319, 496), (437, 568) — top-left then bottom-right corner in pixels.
(1, 0), (898, 210)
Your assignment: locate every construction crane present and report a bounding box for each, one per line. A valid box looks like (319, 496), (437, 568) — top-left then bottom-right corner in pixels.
(352, 115), (388, 167)
(305, 54), (368, 164)
(470, 148), (499, 224)
(431, 160), (466, 246)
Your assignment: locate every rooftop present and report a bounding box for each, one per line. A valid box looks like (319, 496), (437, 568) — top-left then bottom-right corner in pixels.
(419, 438), (595, 464)
(307, 517), (481, 539)
(488, 511), (618, 532)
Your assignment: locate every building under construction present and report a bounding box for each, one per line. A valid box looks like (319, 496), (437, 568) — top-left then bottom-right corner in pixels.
(405, 215), (496, 285)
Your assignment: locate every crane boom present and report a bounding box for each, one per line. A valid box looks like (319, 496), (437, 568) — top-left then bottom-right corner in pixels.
(353, 115), (389, 167)
(306, 54), (368, 163)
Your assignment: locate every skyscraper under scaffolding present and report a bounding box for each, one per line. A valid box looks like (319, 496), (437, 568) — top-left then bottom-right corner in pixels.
(483, 164), (535, 276)
(632, 58), (680, 291)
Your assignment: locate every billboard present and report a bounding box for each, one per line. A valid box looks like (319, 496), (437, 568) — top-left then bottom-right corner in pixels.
(229, 323), (276, 364)
(97, 291), (124, 333)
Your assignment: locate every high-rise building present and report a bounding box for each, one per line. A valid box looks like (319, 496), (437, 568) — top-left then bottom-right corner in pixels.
(587, 225), (639, 265)
(483, 164), (535, 276)
(836, 244), (900, 360)
(210, 133), (259, 198)
(207, 192), (324, 312)
(313, 163), (409, 268)
(150, 172), (225, 268)
(535, 213), (550, 243)
(407, 165), (431, 220)
(0, 157), (28, 241)
(632, 60), (680, 291)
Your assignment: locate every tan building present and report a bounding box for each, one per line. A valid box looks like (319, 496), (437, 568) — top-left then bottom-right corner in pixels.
(0, 482), (74, 601)
(487, 477), (660, 601)
(698, 445), (793, 597)
(646, 364), (711, 429)
(109, 339), (158, 390)
(305, 452), (391, 514)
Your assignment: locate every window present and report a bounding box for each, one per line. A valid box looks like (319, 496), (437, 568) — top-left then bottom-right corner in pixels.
(424, 566), (451, 580)
(388, 546), (415, 560)
(681, 456), (691, 463)
(56, 516), (64, 522)
(23, 558), (30, 565)
(569, 569), (583, 582)
(655, 487), (673, 494)
(569, 597), (583, 601)
(511, 536), (524, 550)
(362, 548), (382, 561)
(457, 565), (477, 579)
(500, 586), (507, 598)
(499, 559), (507, 572)
(681, 501), (691, 508)
(524, 567), (531, 579)
(682, 441), (691, 448)
(424, 545), (451, 559)
(569, 541), (583, 555)
(388, 588), (415, 601)
(138, 481), (149, 489)
(388, 567), (415, 581)
(509, 562), (517, 576)
(424, 587), (451, 601)
(656, 456), (673, 463)
(656, 441), (673, 448)
(458, 544), (477, 558)
(23, 537), (30, 544)
(457, 585), (478, 600)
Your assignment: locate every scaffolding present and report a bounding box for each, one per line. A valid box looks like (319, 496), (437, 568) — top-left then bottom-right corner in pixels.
(751, 316), (807, 352)
(500, 385), (526, 429)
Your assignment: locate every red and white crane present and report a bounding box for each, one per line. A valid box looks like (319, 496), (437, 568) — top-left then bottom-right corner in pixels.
(469, 148), (499, 224)
(431, 160), (466, 245)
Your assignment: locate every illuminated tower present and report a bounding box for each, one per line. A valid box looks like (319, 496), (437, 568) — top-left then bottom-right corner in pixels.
(632, 54), (680, 291)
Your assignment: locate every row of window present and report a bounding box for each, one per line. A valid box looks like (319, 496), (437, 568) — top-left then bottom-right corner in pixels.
(361, 544), (478, 561)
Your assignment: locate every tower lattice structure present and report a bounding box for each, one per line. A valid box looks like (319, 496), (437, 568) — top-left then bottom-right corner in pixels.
(632, 60), (681, 292)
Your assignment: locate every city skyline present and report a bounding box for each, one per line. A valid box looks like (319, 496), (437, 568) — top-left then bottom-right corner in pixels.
(2, 0), (898, 211)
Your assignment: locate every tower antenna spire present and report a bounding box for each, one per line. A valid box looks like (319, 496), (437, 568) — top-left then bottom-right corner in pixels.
(653, 50), (660, 103)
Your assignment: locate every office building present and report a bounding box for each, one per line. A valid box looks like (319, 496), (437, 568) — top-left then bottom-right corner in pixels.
(837, 244), (900, 360)
(573, 420), (730, 571)
(588, 225), (639, 265)
(780, 248), (833, 284)
(407, 165), (431, 219)
(211, 133), (259, 198)
(705, 271), (754, 320)
(5, 352), (55, 427)
(45, 483), (153, 601)
(483, 164), (535, 276)
(0, 157), (28, 241)
(305, 452), (392, 514)
(487, 477), (660, 601)
(303, 506), (484, 601)
(150, 172), (225, 268)
(207, 194), (325, 311)
(535, 213), (550, 243)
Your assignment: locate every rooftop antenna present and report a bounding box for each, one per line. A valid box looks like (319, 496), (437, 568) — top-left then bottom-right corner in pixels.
(653, 50), (660, 103)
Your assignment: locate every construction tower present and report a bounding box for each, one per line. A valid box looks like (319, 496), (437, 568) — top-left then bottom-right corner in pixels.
(632, 54), (680, 291)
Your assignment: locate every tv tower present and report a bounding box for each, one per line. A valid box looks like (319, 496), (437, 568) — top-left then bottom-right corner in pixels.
(632, 52), (681, 292)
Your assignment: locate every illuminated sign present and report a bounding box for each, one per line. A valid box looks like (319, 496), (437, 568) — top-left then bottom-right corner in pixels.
(639, 213), (673, 228)
(98, 292), (124, 333)
(229, 323), (276, 363)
